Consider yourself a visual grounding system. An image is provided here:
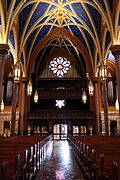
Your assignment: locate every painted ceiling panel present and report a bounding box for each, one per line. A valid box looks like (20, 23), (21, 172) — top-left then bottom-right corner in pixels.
(27, 2), (49, 33)
(105, 31), (111, 50)
(83, 28), (94, 59)
(63, 26), (69, 31)
(69, 25), (88, 51)
(19, 3), (34, 39)
(64, 5), (72, 13)
(13, 0), (21, 12)
(8, 30), (15, 48)
(32, 25), (51, 52)
(98, 0), (106, 12)
(37, 16), (49, 26)
(26, 31), (35, 57)
(71, 3), (93, 32)
(67, 46), (79, 60)
(48, 4), (57, 12)
(86, 4), (101, 39)
(50, 26), (57, 31)
(72, 16), (83, 25)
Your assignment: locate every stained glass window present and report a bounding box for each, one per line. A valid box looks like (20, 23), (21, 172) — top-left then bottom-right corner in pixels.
(49, 57), (71, 78)
(55, 100), (65, 108)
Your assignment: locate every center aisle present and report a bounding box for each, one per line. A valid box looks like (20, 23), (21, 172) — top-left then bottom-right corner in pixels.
(36, 140), (85, 180)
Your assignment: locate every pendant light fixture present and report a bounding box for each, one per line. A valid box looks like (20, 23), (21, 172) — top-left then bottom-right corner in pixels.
(13, 61), (21, 83)
(1, 99), (4, 111)
(27, 79), (32, 96)
(34, 90), (38, 103)
(88, 80), (94, 96)
(115, 99), (119, 110)
(99, 60), (108, 81)
(82, 90), (87, 104)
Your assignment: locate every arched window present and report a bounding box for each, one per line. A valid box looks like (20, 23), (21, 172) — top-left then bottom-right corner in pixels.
(49, 57), (71, 78)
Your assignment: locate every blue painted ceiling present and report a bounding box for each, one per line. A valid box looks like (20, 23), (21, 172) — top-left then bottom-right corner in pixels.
(6, 0), (119, 75)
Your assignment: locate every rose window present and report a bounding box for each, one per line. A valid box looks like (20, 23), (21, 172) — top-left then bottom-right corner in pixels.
(49, 57), (71, 78)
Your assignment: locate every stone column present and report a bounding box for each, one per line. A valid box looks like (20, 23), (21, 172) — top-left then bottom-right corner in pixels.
(0, 44), (9, 106)
(111, 45), (120, 134)
(11, 82), (18, 136)
(102, 80), (109, 135)
(93, 77), (100, 135)
(19, 77), (27, 136)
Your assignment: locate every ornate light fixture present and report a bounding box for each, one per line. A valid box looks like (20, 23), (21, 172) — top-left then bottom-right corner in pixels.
(27, 79), (32, 96)
(99, 60), (108, 81)
(34, 90), (38, 103)
(1, 99), (4, 111)
(13, 61), (21, 82)
(88, 80), (94, 96)
(86, 72), (94, 96)
(115, 99), (119, 110)
(82, 90), (87, 104)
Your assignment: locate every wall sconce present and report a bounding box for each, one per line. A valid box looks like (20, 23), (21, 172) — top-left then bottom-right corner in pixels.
(27, 79), (32, 96)
(88, 80), (94, 96)
(82, 90), (87, 104)
(13, 61), (21, 83)
(34, 90), (38, 103)
(1, 99), (4, 111)
(99, 60), (108, 81)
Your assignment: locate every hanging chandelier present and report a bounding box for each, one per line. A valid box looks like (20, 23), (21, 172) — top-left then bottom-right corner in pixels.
(27, 79), (32, 96)
(115, 99), (119, 110)
(82, 90), (87, 104)
(1, 99), (4, 111)
(88, 80), (94, 96)
(34, 90), (38, 103)
(13, 61), (21, 82)
(99, 60), (108, 81)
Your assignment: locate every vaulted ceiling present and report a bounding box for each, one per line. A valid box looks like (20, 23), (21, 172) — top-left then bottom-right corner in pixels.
(0, 0), (120, 77)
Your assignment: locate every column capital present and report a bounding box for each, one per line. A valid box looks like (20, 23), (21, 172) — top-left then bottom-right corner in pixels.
(93, 77), (99, 83)
(110, 44), (120, 57)
(0, 44), (9, 55)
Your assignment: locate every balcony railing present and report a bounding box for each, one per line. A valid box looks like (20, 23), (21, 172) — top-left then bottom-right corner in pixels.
(27, 110), (94, 120)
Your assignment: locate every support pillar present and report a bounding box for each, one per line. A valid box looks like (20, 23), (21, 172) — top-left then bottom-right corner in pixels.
(0, 44), (9, 106)
(93, 77), (100, 135)
(19, 77), (27, 136)
(11, 82), (18, 136)
(111, 45), (120, 135)
(102, 80), (109, 135)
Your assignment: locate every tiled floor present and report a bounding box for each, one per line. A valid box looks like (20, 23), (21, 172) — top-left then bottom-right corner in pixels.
(36, 140), (85, 180)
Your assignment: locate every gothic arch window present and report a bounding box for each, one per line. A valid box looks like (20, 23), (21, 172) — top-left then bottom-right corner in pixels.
(49, 57), (71, 78)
